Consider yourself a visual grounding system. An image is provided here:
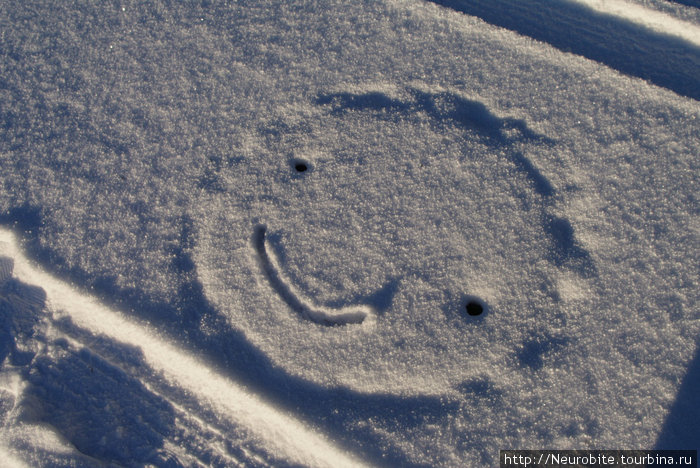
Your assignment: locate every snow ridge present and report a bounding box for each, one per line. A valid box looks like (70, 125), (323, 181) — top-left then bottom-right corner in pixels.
(571, 0), (700, 46)
(426, 0), (700, 100)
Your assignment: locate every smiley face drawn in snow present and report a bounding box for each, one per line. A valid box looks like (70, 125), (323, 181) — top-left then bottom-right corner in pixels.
(194, 84), (596, 394)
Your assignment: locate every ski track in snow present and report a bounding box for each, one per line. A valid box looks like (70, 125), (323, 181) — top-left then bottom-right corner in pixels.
(0, 230), (367, 468)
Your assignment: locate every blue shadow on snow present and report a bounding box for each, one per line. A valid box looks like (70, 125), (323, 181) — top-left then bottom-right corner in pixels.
(655, 339), (700, 449)
(426, 0), (700, 101)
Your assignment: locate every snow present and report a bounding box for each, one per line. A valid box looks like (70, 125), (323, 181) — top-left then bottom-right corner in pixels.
(572, 0), (700, 45)
(0, 0), (698, 466)
(0, 231), (365, 467)
(252, 224), (374, 325)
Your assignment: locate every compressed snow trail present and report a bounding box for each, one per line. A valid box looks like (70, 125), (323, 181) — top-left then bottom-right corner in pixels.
(0, 228), (367, 468)
(570, 0), (700, 46)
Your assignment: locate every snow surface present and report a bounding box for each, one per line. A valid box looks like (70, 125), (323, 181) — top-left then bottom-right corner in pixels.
(0, 0), (698, 466)
(0, 231), (365, 467)
(573, 0), (700, 45)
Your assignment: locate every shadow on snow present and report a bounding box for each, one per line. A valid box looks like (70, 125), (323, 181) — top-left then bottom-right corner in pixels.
(0, 208), (457, 468)
(426, 0), (700, 101)
(655, 338), (700, 449)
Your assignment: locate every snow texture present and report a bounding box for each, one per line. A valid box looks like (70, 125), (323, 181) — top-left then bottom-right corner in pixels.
(253, 224), (372, 325)
(0, 0), (698, 466)
(0, 233), (366, 467)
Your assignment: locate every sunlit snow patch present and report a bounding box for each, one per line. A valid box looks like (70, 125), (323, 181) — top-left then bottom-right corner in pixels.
(573, 0), (700, 46)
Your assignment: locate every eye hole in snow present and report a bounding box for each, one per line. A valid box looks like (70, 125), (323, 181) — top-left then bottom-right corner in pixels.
(291, 158), (312, 174)
(464, 297), (486, 317)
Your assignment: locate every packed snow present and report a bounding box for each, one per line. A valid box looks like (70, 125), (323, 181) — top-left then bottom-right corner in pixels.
(0, 0), (698, 466)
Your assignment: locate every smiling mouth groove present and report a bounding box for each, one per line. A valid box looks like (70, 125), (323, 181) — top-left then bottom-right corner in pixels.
(252, 224), (371, 326)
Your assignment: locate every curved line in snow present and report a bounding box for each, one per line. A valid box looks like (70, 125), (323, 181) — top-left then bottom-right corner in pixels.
(253, 225), (372, 326)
